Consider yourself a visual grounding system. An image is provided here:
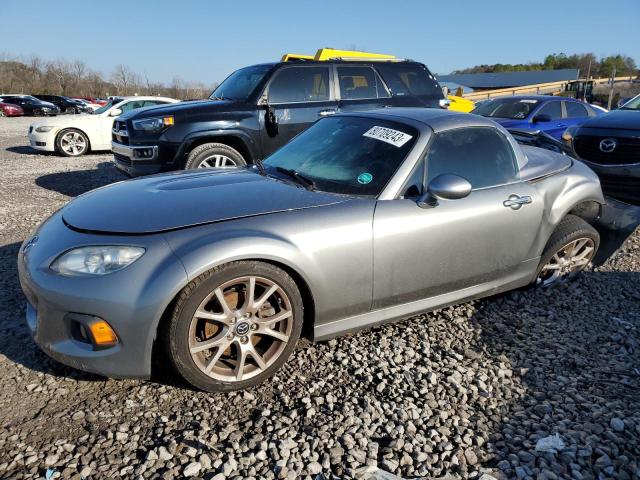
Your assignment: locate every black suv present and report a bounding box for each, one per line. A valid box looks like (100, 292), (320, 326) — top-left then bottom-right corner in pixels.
(565, 94), (640, 205)
(111, 59), (445, 176)
(34, 95), (90, 114)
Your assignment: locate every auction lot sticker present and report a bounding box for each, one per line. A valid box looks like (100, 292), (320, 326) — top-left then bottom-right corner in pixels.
(363, 126), (413, 147)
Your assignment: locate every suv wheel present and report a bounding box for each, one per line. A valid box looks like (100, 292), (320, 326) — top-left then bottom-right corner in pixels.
(165, 261), (303, 392)
(535, 214), (599, 288)
(184, 143), (246, 170)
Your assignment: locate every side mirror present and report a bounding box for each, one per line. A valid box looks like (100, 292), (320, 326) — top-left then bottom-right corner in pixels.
(109, 108), (122, 117)
(417, 174), (472, 208)
(532, 114), (551, 123)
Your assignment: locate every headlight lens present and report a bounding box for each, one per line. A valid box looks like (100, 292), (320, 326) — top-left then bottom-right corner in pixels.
(50, 246), (145, 276)
(132, 116), (174, 133)
(35, 126), (55, 133)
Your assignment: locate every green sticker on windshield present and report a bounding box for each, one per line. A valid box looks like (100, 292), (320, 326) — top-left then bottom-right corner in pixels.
(357, 172), (373, 184)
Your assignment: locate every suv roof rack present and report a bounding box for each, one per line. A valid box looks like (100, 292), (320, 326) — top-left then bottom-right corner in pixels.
(281, 48), (404, 63)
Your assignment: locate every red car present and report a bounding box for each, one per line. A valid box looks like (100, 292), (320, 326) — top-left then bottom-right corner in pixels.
(75, 96), (108, 106)
(0, 102), (24, 117)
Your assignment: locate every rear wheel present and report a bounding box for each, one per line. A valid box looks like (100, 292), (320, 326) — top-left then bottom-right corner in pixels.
(165, 261), (303, 392)
(535, 214), (599, 288)
(184, 143), (246, 170)
(56, 129), (89, 157)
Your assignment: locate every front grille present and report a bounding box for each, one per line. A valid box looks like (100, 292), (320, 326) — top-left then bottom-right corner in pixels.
(574, 135), (640, 165)
(113, 152), (132, 167)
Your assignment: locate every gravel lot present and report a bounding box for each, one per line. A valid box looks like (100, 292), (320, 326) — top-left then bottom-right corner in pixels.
(0, 116), (638, 480)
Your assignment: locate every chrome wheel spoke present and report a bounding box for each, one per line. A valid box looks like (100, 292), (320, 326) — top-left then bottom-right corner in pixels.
(258, 326), (289, 343)
(247, 345), (268, 370)
(203, 343), (229, 374)
(235, 347), (248, 381)
(214, 288), (233, 316)
(256, 309), (292, 326)
(253, 284), (278, 311)
(195, 308), (229, 323)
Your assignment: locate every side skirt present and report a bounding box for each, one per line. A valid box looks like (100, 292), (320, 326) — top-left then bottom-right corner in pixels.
(313, 258), (539, 341)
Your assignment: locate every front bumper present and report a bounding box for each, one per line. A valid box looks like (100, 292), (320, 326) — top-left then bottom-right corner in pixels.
(28, 129), (57, 151)
(17, 212), (188, 379)
(581, 159), (640, 204)
(112, 141), (164, 177)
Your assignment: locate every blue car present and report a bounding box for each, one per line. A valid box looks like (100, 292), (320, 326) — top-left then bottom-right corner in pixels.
(472, 95), (602, 140)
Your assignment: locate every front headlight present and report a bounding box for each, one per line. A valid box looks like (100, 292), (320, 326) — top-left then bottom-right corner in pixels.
(132, 116), (174, 133)
(35, 126), (55, 133)
(50, 246), (145, 276)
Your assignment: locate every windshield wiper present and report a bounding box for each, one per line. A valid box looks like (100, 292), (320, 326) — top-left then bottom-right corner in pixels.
(276, 167), (316, 191)
(254, 158), (266, 176)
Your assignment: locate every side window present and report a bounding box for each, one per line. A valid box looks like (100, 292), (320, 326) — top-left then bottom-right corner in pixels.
(142, 100), (165, 107)
(118, 101), (145, 113)
(426, 127), (518, 189)
(536, 101), (562, 120)
(564, 101), (589, 118)
(268, 67), (330, 103)
(337, 66), (390, 100)
(375, 63), (442, 98)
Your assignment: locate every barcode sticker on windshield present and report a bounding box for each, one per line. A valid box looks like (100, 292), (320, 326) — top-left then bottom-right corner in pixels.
(363, 126), (413, 147)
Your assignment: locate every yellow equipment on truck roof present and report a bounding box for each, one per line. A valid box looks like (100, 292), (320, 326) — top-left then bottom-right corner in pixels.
(281, 48), (397, 62)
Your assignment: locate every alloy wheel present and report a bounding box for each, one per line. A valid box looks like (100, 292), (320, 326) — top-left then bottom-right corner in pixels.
(197, 154), (237, 168)
(537, 237), (595, 287)
(188, 275), (294, 382)
(60, 132), (87, 156)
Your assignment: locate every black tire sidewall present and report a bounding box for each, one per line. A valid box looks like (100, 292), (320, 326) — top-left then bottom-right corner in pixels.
(535, 214), (600, 288)
(55, 129), (89, 157)
(184, 143), (246, 170)
(167, 261), (303, 392)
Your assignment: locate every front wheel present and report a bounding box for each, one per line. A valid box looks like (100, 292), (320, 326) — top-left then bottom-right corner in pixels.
(184, 143), (246, 170)
(165, 261), (303, 392)
(56, 129), (89, 157)
(535, 214), (600, 288)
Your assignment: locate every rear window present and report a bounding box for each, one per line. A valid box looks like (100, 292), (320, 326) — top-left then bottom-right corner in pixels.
(375, 63), (443, 98)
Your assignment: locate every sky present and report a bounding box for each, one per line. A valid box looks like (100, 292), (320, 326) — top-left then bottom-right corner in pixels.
(2, 0), (639, 85)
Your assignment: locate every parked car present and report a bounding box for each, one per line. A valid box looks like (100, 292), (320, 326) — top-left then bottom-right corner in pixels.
(562, 94), (640, 204)
(0, 101), (24, 117)
(76, 96), (108, 106)
(472, 95), (602, 140)
(33, 95), (91, 114)
(0, 95), (60, 116)
(111, 52), (446, 176)
(28, 96), (179, 157)
(73, 98), (102, 111)
(19, 108), (637, 392)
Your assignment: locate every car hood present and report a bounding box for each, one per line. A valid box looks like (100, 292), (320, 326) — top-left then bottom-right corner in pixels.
(491, 118), (528, 128)
(30, 114), (96, 128)
(119, 99), (243, 121)
(62, 169), (349, 234)
(579, 109), (640, 130)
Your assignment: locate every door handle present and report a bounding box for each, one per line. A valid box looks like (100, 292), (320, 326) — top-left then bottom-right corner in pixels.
(503, 194), (532, 210)
(318, 109), (337, 117)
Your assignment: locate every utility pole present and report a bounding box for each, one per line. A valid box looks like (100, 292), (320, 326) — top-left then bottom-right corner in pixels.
(607, 67), (616, 110)
(583, 59), (592, 101)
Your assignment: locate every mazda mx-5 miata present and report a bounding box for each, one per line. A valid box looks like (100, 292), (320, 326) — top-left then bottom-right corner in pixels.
(18, 109), (638, 392)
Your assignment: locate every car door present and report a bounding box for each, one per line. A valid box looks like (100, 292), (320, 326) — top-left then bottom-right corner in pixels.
(531, 100), (566, 139)
(259, 65), (337, 157)
(335, 65), (392, 113)
(562, 101), (592, 129)
(372, 126), (544, 309)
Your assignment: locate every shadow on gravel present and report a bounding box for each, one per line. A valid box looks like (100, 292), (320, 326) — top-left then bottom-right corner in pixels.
(5, 145), (46, 155)
(474, 271), (640, 478)
(0, 241), (104, 382)
(35, 161), (124, 197)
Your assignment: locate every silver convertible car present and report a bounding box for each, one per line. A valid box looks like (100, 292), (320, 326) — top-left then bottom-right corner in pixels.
(18, 109), (637, 392)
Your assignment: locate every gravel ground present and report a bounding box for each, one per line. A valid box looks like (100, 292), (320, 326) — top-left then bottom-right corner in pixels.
(0, 116), (638, 480)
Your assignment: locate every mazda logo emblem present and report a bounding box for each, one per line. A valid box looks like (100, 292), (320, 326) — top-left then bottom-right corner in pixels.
(235, 322), (250, 335)
(599, 138), (617, 153)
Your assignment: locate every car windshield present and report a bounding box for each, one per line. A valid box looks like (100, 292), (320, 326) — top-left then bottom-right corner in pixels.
(209, 65), (272, 101)
(620, 95), (640, 110)
(93, 99), (123, 115)
(262, 116), (418, 196)
(473, 98), (540, 119)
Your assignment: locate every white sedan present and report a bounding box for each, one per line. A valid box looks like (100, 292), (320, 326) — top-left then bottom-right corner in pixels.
(28, 96), (178, 157)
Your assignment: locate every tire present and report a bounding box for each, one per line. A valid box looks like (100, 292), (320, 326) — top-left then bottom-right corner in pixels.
(55, 128), (89, 157)
(534, 214), (600, 288)
(184, 143), (246, 170)
(165, 261), (303, 392)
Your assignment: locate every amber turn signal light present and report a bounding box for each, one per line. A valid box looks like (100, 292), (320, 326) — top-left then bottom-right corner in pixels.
(87, 319), (118, 347)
